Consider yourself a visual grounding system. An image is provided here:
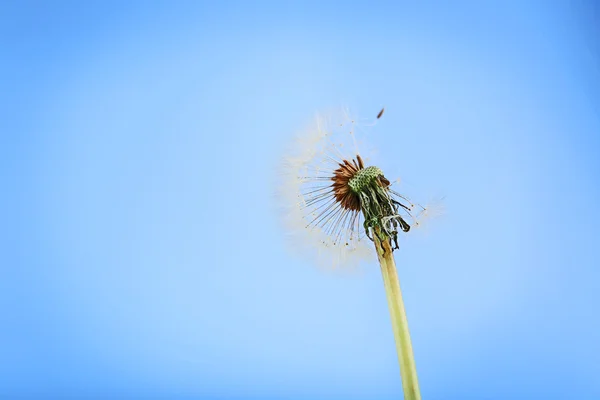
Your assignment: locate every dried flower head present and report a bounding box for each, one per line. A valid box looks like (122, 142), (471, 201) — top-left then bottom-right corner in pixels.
(280, 109), (431, 269)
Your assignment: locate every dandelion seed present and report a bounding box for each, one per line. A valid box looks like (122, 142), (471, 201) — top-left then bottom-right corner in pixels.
(377, 107), (385, 119)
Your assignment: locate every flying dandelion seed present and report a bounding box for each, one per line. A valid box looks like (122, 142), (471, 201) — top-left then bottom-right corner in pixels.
(377, 107), (385, 119)
(279, 109), (439, 400)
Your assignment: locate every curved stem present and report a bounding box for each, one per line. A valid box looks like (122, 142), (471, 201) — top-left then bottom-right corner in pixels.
(374, 231), (421, 400)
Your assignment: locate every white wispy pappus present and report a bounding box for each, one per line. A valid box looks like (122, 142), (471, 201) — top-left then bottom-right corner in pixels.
(279, 108), (437, 270)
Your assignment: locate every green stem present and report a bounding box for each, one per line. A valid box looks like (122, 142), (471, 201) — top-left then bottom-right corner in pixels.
(374, 231), (421, 400)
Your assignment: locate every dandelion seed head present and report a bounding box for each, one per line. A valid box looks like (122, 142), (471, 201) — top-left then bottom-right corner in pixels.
(278, 108), (435, 270)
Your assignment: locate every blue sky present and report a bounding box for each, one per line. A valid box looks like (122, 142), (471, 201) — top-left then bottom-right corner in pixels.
(2, 1), (599, 399)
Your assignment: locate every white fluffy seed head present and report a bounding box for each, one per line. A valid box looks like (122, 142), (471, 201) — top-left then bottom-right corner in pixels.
(276, 108), (441, 270)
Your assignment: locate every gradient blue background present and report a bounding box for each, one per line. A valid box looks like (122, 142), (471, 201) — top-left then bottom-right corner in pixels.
(2, 1), (599, 399)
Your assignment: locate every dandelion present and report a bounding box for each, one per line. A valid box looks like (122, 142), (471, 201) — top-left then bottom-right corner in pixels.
(280, 109), (438, 400)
